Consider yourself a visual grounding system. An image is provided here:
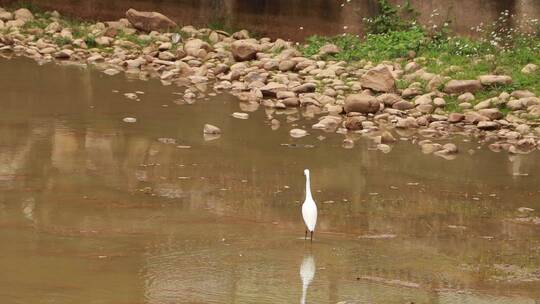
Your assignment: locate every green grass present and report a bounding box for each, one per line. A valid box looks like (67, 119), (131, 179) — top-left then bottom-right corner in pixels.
(301, 27), (425, 62)
(116, 30), (154, 47)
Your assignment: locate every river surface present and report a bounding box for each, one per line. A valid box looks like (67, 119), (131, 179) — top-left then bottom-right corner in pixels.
(0, 57), (539, 303)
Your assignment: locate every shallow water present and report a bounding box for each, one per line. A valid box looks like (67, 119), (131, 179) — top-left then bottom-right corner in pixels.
(0, 57), (539, 304)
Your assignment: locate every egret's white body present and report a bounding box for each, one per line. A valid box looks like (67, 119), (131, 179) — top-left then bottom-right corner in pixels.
(302, 169), (318, 241)
(299, 254), (315, 304)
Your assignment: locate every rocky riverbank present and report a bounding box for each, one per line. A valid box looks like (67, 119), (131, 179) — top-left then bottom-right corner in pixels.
(1, 6), (540, 158)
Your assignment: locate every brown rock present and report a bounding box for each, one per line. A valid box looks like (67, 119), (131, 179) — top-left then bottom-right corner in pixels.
(444, 80), (482, 94)
(392, 100), (414, 110)
(478, 108), (503, 120)
(478, 75), (512, 86)
(344, 94), (380, 114)
(447, 113), (465, 123)
(345, 116), (364, 130)
(477, 121), (499, 130)
(125, 8), (177, 32)
(232, 40), (259, 61)
(360, 65), (396, 92)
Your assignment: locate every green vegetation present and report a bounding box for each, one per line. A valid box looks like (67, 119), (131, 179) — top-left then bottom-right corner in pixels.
(116, 29), (154, 47)
(301, 0), (540, 96)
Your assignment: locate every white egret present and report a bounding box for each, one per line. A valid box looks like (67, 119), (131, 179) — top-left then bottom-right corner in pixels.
(299, 254), (315, 304)
(302, 169), (318, 242)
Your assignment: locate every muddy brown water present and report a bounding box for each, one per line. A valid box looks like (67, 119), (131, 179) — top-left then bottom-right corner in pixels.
(0, 57), (540, 303)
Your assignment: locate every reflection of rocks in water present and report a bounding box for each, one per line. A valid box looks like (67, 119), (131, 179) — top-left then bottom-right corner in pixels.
(154, 183), (189, 199)
(491, 264), (540, 283)
(21, 197), (36, 222)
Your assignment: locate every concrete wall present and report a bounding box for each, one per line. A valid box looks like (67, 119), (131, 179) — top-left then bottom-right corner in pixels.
(0, 0), (538, 40)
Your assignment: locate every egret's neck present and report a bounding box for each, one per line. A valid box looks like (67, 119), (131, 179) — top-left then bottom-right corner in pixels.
(305, 174), (313, 201)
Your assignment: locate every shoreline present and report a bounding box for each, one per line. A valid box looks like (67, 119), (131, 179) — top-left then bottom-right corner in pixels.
(1, 6), (540, 158)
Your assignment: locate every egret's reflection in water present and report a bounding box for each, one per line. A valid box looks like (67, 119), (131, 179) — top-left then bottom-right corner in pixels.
(300, 253), (315, 304)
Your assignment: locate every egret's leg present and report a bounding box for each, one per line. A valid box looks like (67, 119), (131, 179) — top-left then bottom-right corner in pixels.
(305, 230), (307, 240)
(310, 231), (313, 243)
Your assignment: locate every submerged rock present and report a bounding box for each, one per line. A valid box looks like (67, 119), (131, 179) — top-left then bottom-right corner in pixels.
(203, 124), (221, 134)
(289, 128), (308, 138)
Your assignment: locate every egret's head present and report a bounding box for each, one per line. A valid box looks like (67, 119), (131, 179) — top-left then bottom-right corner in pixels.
(304, 169), (310, 176)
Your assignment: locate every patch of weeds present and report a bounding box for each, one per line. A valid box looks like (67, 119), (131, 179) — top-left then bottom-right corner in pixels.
(52, 36), (71, 46)
(7, 1), (43, 13)
(22, 18), (49, 30)
(84, 35), (98, 48)
(396, 79), (410, 90)
(363, 0), (419, 34)
(117, 30), (153, 47)
(207, 17), (237, 34)
(443, 95), (461, 113)
(301, 28), (425, 62)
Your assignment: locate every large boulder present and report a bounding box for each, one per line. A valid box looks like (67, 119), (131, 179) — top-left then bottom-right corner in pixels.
(360, 65), (396, 92)
(13, 8), (33, 21)
(444, 80), (482, 94)
(125, 8), (177, 32)
(231, 39), (259, 61)
(344, 94), (380, 114)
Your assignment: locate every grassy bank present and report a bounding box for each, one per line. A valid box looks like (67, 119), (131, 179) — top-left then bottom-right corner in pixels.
(300, 1), (540, 111)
